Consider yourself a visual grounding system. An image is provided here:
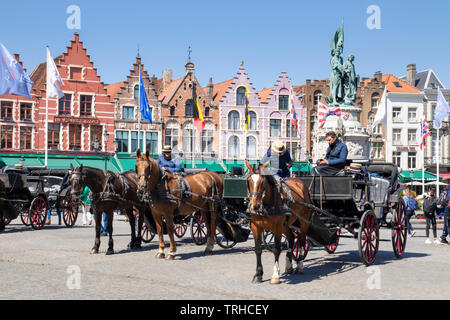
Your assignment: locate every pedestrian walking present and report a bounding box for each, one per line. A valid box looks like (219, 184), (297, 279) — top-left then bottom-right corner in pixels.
(403, 189), (417, 237)
(80, 186), (93, 226)
(438, 186), (450, 244)
(422, 188), (439, 244)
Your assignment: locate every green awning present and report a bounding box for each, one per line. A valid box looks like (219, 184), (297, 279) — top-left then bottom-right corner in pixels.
(399, 170), (442, 183)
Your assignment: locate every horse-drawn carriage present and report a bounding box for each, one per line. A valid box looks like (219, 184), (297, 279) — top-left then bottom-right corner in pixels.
(219, 161), (407, 266)
(0, 166), (76, 231)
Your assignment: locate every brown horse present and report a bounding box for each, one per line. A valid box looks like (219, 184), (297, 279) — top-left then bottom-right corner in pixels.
(135, 149), (223, 259)
(245, 160), (312, 284)
(69, 164), (149, 255)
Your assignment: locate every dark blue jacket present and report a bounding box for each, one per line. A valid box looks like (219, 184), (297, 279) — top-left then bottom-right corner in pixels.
(325, 140), (348, 170)
(261, 150), (292, 178)
(157, 155), (181, 173)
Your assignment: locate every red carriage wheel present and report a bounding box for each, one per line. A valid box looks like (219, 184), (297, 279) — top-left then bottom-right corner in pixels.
(190, 212), (207, 245)
(325, 228), (340, 254)
(20, 208), (31, 226)
(62, 193), (78, 228)
(292, 232), (310, 260)
(174, 223), (188, 238)
(141, 223), (155, 243)
(358, 210), (379, 266)
(392, 198), (407, 258)
(29, 196), (48, 230)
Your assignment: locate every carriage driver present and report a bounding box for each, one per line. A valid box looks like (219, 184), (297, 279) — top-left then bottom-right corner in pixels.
(157, 145), (182, 173)
(312, 131), (348, 176)
(259, 141), (293, 199)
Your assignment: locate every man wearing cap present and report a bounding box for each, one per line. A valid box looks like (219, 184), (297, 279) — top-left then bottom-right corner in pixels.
(313, 131), (348, 176)
(157, 145), (181, 173)
(260, 141), (293, 179)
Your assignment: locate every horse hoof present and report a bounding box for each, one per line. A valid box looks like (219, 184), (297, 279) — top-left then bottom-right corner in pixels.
(155, 252), (165, 259)
(106, 249), (114, 255)
(285, 267), (294, 275)
(252, 275), (263, 284)
(203, 249), (213, 256)
(90, 248), (99, 254)
(166, 254), (175, 260)
(270, 277), (281, 285)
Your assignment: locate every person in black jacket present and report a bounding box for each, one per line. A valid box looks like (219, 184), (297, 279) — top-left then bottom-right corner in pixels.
(439, 186), (450, 244)
(423, 187), (439, 244)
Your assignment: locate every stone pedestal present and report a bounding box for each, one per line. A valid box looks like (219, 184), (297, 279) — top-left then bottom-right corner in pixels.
(314, 103), (370, 161)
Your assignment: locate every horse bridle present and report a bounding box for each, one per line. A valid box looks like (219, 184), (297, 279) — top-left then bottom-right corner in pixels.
(247, 173), (268, 203)
(135, 158), (154, 202)
(69, 170), (85, 203)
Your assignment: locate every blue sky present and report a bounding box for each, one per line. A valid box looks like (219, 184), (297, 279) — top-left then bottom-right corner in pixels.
(2, 0), (450, 89)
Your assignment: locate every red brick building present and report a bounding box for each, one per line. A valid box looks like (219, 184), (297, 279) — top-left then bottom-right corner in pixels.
(106, 56), (162, 155)
(7, 33), (115, 154)
(159, 60), (218, 160)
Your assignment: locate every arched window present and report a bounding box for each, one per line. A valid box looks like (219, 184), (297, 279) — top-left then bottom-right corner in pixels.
(201, 122), (214, 153)
(246, 136), (257, 159)
(185, 99), (194, 117)
(236, 86), (246, 106)
(182, 121), (195, 154)
(165, 121), (179, 152)
(228, 135), (240, 158)
(134, 85), (139, 100)
(249, 111), (257, 130)
(278, 90), (289, 110)
(228, 110), (240, 130)
(371, 93), (380, 108)
(313, 90), (322, 106)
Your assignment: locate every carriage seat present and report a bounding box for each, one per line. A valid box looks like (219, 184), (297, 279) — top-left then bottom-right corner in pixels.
(182, 168), (207, 176)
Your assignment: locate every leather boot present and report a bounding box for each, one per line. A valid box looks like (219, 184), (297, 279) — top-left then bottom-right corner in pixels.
(45, 219), (51, 225)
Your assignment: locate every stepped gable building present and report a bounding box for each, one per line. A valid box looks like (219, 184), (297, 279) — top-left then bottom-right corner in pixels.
(257, 72), (306, 161)
(294, 73), (385, 159)
(106, 56), (162, 156)
(29, 33), (115, 153)
(216, 66), (262, 161)
(0, 54), (35, 151)
(158, 59), (218, 160)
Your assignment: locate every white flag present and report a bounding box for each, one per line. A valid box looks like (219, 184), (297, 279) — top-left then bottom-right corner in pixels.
(434, 87), (450, 129)
(372, 88), (387, 128)
(46, 47), (64, 99)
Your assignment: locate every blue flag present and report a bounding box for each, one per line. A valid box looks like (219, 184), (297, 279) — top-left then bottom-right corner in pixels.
(434, 88), (450, 129)
(0, 43), (33, 98)
(139, 73), (152, 124)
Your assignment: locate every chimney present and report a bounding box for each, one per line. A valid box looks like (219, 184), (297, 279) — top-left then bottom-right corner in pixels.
(162, 69), (173, 90)
(374, 71), (382, 82)
(208, 77), (214, 103)
(406, 64), (416, 87)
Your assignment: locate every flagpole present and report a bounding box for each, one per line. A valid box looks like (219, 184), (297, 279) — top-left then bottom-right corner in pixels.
(138, 64), (141, 152)
(44, 46), (49, 168)
(421, 112), (425, 195)
(437, 127), (440, 194)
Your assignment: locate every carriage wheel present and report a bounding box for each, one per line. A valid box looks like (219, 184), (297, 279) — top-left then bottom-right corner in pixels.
(325, 228), (340, 254)
(62, 193), (78, 228)
(29, 196), (48, 230)
(141, 223), (155, 243)
(215, 226), (237, 249)
(392, 198), (407, 258)
(190, 212), (207, 245)
(20, 208), (31, 226)
(174, 223), (188, 238)
(292, 232), (310, 260)
(2, 216), (11, 226)
(263, 230), (288, 253)
(358, 210), (379, 266)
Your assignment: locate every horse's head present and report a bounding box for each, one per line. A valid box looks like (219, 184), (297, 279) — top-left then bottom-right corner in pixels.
(68, 164), (84, 205)
(135, 149), (152, 199)
(245, 160), (270, 214)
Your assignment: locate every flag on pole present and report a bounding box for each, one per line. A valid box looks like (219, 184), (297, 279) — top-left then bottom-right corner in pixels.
(139, 73), (152, 123)
(372, 87), (387, 129)
(192, 84), (204, 132)
(46, 47), (64, 99)
(244, 81), (250, 132)
(318, 102), (341, 129)
(418, 111), (430, 150)
(0, 43), (33, 98)
(434, 87), (450, 129)
(289, 88), (298, 130)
